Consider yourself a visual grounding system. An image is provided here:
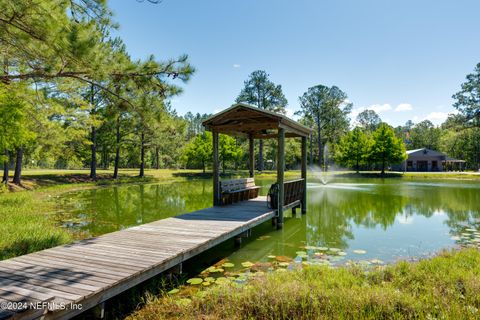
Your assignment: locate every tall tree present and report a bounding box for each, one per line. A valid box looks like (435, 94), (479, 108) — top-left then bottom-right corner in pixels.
(356, 109), (381, 132)
(369, 123), (407, 174)
(219, 135), (244, 173)
(0, 84), (36, 185)
(236, 70), (287, 171)
(335, 127), (371, 173)
(297, 85), (352, 167)
(409, 120), (441, 150)
(182, 132), (213, 173)
(453, 62), (480, 126)
(452, 62), (480, 169)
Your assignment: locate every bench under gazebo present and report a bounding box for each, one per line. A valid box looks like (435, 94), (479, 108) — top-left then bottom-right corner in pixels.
(202, 103), (312, 229)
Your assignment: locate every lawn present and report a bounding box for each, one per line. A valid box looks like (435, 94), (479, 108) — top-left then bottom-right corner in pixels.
(127, 249), (480, 320)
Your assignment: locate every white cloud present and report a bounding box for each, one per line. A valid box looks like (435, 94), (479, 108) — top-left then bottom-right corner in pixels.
(350, 107), (362, 118)
(397, 215), (414, 225)
(395, 103), (413, 112)
(285, 107), (297, 119)
(351, 103), (392, 119)
(233, 64), (241, 68)
(423, 111), (454, 124)
(367, 103), (392, 114)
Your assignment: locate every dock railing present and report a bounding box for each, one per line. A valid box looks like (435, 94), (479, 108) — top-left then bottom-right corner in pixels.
(268, 178), (305, 210)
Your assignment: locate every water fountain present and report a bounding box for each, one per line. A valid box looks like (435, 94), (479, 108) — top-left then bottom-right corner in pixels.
(309, 145), (331, 185)
(321, 145), (330, 185)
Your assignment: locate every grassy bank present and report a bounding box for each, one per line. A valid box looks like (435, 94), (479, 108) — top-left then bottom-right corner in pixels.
(0, 188), (73, 260)
(128, 249), (480, 320)
(332, 171), (480, 180)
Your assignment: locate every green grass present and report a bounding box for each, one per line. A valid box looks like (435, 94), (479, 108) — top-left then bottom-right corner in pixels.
(0, 188), (73, 260)
(332, 171), (480, 180)
(127, 249), (480, 320)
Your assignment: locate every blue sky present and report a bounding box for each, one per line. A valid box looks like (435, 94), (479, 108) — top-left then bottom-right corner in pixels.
(110, 0), (480, 126)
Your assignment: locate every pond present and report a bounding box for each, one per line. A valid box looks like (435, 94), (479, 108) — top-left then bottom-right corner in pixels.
(55, 177), (480, 268)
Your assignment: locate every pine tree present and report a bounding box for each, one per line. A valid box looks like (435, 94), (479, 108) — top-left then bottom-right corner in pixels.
(236, 70), (287, 171)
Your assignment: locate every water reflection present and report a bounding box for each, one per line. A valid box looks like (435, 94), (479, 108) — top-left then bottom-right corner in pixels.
(57, 180), (212, 236)
(56, 178), (480, 263)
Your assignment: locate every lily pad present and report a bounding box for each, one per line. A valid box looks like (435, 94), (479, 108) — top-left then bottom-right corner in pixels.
(370, 259), (384, 264)
(186, 278), (203, 285)
(296, 251), (308, 256)
(222, 262), (235, 268)
(202, 281), (211, 286)
(241, 261), (254, 268)
(278, 262), (290, 267)
(316, 247), (329, 251)
(204, 277), (215, 282)
(329, 248), (340, 253)
(215, 277), (229, 283)
(353, 249), (367, 254)
(275, 256), (292, 262)
(338, 251), (347, 256)
(267, 255), (276, 259)
(167, 288), (179, 295)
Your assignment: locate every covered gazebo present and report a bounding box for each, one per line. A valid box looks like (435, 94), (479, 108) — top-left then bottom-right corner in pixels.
(202, 103), (312, 229)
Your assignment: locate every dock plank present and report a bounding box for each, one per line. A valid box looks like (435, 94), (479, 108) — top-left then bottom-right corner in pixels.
(0, 196), (276, 319)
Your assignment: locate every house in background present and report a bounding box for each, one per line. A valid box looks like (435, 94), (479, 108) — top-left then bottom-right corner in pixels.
(398, 148), (466, 172)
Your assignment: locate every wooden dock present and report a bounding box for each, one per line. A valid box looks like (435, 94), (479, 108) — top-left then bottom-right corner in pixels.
(0, 196), (276, 320)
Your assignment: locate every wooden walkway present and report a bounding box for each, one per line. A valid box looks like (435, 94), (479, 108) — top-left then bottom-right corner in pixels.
(0, 196), (275, 320)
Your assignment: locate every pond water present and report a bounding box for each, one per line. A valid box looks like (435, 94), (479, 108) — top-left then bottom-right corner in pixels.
(55, 177), (480, 268)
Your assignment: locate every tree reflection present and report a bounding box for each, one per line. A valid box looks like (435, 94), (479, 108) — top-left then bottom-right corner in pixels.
(305, 181), (480, 249)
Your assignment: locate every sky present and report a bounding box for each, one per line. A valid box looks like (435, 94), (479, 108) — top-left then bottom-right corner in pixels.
(109, 0), (480, 126)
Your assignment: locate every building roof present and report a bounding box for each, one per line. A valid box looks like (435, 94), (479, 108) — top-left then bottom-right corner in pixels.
(406, 148), (446, 157)
(405, 148), (466, 162)
(444, 157), (466, 163)
(202, 103), (312, 138)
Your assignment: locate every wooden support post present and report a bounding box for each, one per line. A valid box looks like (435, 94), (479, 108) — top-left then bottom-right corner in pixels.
(301, 136), (307, 214)
(169, 263), (183, 275)
(277, 128), (285, 229)
(213, 130), (220, 206)
(249, 134), (254, 178)
(234, 229), (251, 246)
(92, 302), (105, 319)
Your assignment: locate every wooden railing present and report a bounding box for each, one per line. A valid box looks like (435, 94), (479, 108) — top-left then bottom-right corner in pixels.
(268, 178), (305, 209)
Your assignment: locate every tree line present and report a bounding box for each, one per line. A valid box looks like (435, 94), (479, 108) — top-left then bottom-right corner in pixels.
(183, 63), (480, 173)
(0, 0), (194, 185)
(1, 1), (479, 186)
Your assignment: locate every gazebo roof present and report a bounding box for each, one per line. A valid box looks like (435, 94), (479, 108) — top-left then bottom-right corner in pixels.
(202, 103), (312, 138)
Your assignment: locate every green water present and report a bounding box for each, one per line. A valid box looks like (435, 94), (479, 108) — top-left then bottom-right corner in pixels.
(56, 177), (480, 266)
